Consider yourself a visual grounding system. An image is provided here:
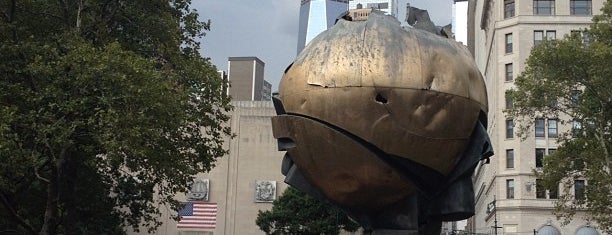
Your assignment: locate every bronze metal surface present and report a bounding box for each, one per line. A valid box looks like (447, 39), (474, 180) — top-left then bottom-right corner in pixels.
(278, 13), (487, 175)
(272, 115), (415, 211)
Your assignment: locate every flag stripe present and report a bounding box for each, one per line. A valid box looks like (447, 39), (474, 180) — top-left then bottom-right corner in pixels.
(177, 202), (217, 230)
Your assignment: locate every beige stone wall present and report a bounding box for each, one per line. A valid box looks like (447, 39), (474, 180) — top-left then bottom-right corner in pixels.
(127, 101), (288, 235)
(468, 0), (605, 234)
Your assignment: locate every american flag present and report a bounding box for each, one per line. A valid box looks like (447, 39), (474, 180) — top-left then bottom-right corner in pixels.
(177, 201), (217, 230)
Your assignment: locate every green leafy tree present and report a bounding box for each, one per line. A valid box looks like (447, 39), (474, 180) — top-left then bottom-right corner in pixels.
(507, 1), (612, 233)
(0, 0), (231, 234)
(256, 187), (360, 235)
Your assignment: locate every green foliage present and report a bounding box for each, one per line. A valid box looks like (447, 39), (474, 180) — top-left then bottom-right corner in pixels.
(0, 0), (231, 234)
(256, 187), (360, 235)
(507, 1), (612, 233)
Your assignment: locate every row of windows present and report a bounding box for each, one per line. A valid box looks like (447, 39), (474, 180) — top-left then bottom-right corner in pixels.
(505, 148), (556, 169)
(505, 179), (585, 199)
(504, 118), (557, 139)
(504, 0), (592, 18)
(503, 31), (589, 80)
(504, 30), (557, 55)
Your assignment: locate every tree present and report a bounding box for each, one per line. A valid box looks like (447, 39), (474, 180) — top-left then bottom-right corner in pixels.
(256, 187), (360, 235)
(507, 1), (612, 233)
(0, 0), (231, 234)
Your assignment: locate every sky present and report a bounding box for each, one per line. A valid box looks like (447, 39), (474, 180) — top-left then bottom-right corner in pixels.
(193, 0), (456, 91)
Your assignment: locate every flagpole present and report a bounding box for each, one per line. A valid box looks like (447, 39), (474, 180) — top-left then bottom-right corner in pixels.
(493, 195), (499, 235)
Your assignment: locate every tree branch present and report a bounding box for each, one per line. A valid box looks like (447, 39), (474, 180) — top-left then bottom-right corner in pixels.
(34, 166), (51, 183)
(0, 192), (38, 235)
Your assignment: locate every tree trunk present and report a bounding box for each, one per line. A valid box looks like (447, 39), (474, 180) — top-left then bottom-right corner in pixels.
(39, 164), (59, 235)
(62, 152), (79, 235)
(40, 147), (67, 235)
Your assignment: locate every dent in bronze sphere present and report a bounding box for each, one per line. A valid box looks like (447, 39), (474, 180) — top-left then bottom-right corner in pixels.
(272, 11), (493, 234)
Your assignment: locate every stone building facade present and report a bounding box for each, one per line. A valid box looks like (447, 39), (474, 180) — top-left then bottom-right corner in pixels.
(127, 101), (287, 235)
(466, 0), (604, 234)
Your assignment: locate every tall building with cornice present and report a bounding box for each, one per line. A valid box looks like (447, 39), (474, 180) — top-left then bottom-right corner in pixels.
(297, 0), (349, 54)
(349, 0), (399, 17)
(466, 0), (604, 234)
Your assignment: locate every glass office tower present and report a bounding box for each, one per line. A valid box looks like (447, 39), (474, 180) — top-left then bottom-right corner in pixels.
(297, 0), (349, 54)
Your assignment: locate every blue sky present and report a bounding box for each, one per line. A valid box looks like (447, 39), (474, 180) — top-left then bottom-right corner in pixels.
(193, 0), (454, 91)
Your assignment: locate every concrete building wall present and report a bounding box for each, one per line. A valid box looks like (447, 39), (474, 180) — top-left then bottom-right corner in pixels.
(467, 0), (604, 234)
(127, 101), (287, 235)
(228, 57), (267, 101)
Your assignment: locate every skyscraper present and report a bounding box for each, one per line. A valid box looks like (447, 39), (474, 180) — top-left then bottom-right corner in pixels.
(348, 0), (398, 17)
(297, 0), (349, 54)
(227, 57), (271, 101)
(466, 0), (605, 234)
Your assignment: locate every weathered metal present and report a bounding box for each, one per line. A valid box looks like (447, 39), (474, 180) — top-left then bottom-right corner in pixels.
(272, 10), (492, 234)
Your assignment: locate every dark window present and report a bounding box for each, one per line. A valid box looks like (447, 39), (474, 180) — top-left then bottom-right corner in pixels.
(572, 30), (592, 47)
(506, 149), (515, 168)
(507, 179), (515, 199)
(506, 119), (514, 139)
(367, 2), (388, 9)
(573, 120), (583, 136)
(575, 180), (585, 200)
(546, 31), (556, 40)
(505, 33), (513, 53)
(548, 149), (556, 155)
(505, 63), (513, 81)
(548, 119), (558, 138)
(582, 32), (592, 47)
(549, 182), (559, 199)
(571, 90), (582, 105)
(536, 179), (547, 199)
(534, 31), (544, 46)
(534, 30), (556, 46)
(506, 92), (513, 109)
(505, 0), (515, 18)
(534, 0), (555, 15)
(536, 148), (545, 168)
(535, 118), (545, 137)
(537, 179), (559, 199)
(571, 0), (592, 15)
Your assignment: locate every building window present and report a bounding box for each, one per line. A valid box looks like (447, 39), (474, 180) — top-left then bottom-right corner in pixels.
(536, 148), (546, 168)
(571, 0), (592, 15)
(535, 118), (545, 137)
(534, 30), (556, 46)
(534, 0), (555, 15)
(574, 180), (585, 200)
(548, 148), (556, 154)
(507, 179), (515, 199)
(536, 179), (547, 198)
(573, 120), (583, 136)
(505, 63), (513, 81)
(506, 92), (513, 109)
(505, 33), (513, 53)
(548, 119), (558, 138)
(536, 179), (559, 199)
(506, 119), (514, 139)
(547, 31), (557, 40)
(505, 0), (515, 18)
(534, 31), (543, 46)
(506, 149), (515, 168)
(549, 182), (559, 199)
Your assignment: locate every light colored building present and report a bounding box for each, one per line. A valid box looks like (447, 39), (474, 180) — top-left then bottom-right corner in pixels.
(297, 0), (349, 54)
(127, 101), (287, 235)
(466, 0), (604, 234)
(227, 57), (271, 101)
(349, 0), (398, 17)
